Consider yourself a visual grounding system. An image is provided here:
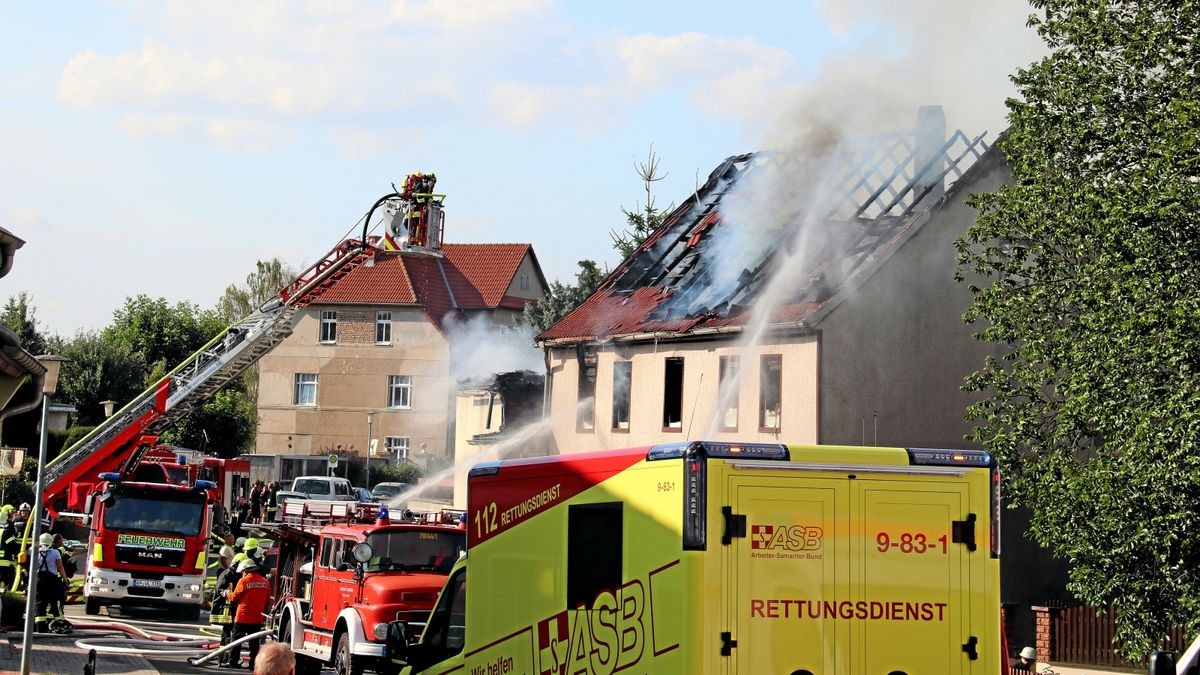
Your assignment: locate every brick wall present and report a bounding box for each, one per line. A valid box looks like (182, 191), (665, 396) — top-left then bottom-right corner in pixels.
(336, 310), (376, 345)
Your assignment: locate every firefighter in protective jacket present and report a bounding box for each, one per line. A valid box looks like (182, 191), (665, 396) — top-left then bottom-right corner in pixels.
(224, 558), (270, 669)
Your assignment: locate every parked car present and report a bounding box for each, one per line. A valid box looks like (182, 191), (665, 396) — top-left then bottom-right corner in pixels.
(289, 476), (355, 501)
(371, 481), (412, 502)
(353, 486), (374, 502)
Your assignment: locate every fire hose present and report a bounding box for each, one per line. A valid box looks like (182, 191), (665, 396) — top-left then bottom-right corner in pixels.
(69, 617), (273, 665)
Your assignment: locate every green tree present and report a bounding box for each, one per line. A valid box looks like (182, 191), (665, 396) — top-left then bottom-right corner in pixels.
(522, 260), (605, 332)
(611, 147), (673, 259)
(956, 0), (1200, 657)
(1, 292), (47, 355)
(217, 258), (297, 322)
(104, 295), (225, 380)
(160, 389), (255, 458)
(52, 330), (147, 426)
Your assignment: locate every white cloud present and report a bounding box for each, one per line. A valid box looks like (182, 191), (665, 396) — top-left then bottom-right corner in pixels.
(388, 0), (552, 30)
(119, 112), (194, 140)
(205, 118), (284, 153)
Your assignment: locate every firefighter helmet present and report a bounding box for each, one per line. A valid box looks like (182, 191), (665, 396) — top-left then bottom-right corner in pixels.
(244, 537), (260, 551)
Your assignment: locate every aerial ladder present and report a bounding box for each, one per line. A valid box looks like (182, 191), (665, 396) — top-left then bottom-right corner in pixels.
(42, 237), (378, 514)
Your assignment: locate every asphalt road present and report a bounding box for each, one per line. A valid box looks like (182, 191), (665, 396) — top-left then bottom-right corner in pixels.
(59, 604), (335, 674)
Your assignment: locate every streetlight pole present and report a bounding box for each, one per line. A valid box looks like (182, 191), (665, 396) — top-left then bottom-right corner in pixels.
(21, 355), (64, 675)
(365, 412), (374, 490)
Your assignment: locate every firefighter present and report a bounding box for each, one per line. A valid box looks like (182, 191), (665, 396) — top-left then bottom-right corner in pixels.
(0, 505), (16, 591)
(243, 537), (265, 568)
(264, 483), (279, 523)
(224, 558), (270, 670)
(33, 532), (69, 633)
(214, 552), (248, 665)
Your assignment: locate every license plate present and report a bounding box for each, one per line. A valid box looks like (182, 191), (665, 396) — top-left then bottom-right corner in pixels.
(131, 579), (161, 588)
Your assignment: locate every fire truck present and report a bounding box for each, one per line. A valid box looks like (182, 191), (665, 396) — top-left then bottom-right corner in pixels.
(385, 441), (1003, 674)
(80, 439), (218, 619)
(262, 499), (466, 675)
(31, 185), (437, 614)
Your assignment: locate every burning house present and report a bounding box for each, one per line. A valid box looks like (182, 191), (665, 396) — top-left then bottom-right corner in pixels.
(536, 106), (1070, 650)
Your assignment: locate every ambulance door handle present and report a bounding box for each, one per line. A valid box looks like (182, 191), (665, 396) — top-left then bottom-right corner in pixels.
(961, 635), (979, 660)
(721, 506), (746, 545)
(720, 631), (737, 656)
(952, 513), (977, 552)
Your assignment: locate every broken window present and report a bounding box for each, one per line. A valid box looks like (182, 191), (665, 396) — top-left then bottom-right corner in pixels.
(577, 352), (596, 432)
(612, 361), (631, 431)
(663, 357), (684, 431)
(718, 355), (740, 431)
(759, 355), (782, 431)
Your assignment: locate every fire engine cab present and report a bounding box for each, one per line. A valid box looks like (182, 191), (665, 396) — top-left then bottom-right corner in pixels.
(262, 499), (466, 675)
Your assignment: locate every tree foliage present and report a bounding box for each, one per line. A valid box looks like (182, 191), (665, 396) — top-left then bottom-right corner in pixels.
(956, 0), (1200, 657)
(218, 258), (297, 322)
(1, 292), (47, 355)
(611, 147), (673, 260)
(51, 329), (146, 426)
(104, 295), (225, 379)
(522, 260), (605, 332)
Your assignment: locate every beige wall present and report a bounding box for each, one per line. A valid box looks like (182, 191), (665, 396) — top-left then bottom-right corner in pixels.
(451, 390), (505, 509)
(506, 254), (546, 303)
(545, 336), (819, 453)
(257, 306), (452, 462)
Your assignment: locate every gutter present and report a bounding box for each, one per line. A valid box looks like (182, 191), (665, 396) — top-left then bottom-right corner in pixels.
(0, 324), (47, 425)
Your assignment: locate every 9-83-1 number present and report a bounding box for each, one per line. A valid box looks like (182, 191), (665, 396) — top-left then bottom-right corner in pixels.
(876, 531), (947, 554)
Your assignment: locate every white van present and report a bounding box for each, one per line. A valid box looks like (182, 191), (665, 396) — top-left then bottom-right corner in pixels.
(289, 476), (355, 501)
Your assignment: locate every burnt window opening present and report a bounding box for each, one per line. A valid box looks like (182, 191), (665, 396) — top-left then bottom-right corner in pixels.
(718, 355), (740, 431)
(759, 355), (782, 431)
(577, 351), (597, 433)
(663, 357), (684, 431)
(567, 502), (622, 610)
(612, 361), (631, 431)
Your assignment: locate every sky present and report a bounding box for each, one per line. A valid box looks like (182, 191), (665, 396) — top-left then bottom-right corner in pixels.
(0, 0), (1045, 337)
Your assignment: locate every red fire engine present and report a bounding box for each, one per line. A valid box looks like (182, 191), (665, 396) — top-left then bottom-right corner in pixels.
(262, 500), (466, 675)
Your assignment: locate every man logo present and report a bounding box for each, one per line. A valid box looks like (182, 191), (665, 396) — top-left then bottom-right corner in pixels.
(750, 524), (823, 551)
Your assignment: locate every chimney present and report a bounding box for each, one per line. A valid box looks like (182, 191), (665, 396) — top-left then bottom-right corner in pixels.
(913, 105), (946, 203)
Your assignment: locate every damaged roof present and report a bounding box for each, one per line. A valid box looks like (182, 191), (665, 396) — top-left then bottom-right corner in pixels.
(538, 108), (991, 345)
(314, 242), (539, 328)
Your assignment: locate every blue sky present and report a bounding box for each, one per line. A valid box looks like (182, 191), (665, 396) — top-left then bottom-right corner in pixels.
(0, 0), (1043, 336)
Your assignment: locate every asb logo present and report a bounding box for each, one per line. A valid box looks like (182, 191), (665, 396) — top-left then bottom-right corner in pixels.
(750, 524), (823, 551)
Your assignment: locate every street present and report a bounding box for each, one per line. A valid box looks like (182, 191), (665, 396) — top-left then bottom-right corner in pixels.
(0, 603), (325, 675)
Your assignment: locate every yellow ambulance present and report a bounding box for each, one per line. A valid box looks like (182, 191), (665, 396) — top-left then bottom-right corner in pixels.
(385, 441), (1001, 674)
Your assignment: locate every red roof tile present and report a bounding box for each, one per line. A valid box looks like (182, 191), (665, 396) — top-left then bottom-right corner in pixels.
(311, 243), (535, 329)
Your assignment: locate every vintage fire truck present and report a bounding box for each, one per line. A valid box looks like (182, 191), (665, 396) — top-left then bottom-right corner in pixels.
(263, 499), (466, 675)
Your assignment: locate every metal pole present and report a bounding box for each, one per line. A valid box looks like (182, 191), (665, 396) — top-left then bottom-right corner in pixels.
(365, 413), (374, 490)
(19, 394), (50, 675)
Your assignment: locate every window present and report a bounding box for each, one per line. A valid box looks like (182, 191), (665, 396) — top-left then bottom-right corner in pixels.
(319, 310), (337, 343)
(388, 375), (412, 408)
(718, 355), (740, 431)
(568, 503), (622, 609)
(576, 354), (596, 432)
(662, 357), (684, 431)
(759, 355), (782, 431)
(294, 373), (318, 406)
(423, 570), (467, 662)
(519, 274), (529, 290)
(375, 311), (392, 344)
(319, 538), (334, 569)
(611, 361), (631, 431)
(386, 437), (411, 460)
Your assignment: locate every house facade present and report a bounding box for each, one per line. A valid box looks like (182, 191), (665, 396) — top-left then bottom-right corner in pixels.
(256, 242), (547, 471)
(537, 108), (1069, 650)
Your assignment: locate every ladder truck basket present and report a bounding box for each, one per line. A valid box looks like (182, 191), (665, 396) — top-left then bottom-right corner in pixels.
(281, 500), (381, 529)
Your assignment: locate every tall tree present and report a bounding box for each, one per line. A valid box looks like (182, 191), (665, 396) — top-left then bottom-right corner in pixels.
(1, 292), (47, 355)
(51, 330), (147, 426)
(104, 295), (226, 379)
(611, 147), (673, 259)
(956, 0), (1200, 657)
(523, 260), (604, 332)
(218, 258), (297, 322)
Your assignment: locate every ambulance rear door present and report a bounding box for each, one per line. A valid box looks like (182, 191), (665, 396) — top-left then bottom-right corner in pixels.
(723, 470), (850, 675)
(851, 472), (977, 674)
